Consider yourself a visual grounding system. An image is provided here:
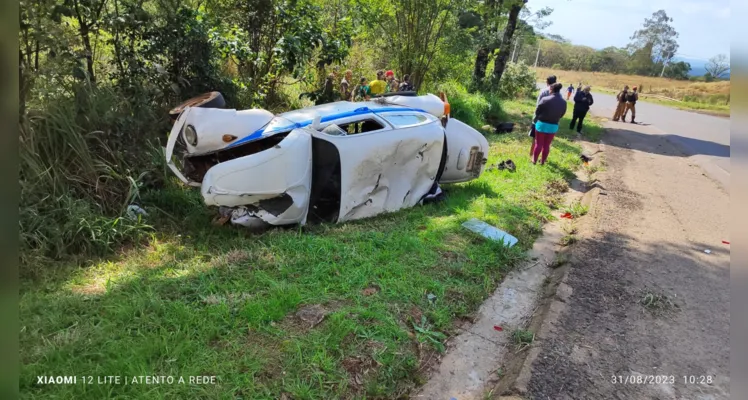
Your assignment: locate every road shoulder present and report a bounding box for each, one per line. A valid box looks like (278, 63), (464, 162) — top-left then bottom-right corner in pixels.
(498, 122), (730, 399)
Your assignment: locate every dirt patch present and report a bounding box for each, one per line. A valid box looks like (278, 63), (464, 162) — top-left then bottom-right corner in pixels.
(294, 304), (328, 328)
(342, 355), (380, 388)
(362, 285), (380, 296)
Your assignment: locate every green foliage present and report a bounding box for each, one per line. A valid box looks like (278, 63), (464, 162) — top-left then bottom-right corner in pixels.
(663, 61), (691, 80)
(496, 61), (537, 99)
(434, 81), (489, 129)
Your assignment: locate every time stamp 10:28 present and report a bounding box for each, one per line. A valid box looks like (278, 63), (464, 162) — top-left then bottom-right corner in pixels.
(611, 375), (713, 385)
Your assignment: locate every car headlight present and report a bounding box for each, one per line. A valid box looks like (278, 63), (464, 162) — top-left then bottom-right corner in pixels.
(183, 125), (198, 146)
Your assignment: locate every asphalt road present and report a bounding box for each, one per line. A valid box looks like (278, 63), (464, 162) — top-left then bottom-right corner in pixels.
(583, 90), (730, 188)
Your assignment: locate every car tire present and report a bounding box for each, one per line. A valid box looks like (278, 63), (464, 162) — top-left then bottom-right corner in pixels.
(169, 91), (226, 121)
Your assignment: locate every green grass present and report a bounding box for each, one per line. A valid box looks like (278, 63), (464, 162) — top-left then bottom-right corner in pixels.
(20, 99), (596, 399)
(563, 201), (589, 219)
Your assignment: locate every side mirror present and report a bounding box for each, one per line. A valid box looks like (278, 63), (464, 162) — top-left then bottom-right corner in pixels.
(312, 114), (322, 131)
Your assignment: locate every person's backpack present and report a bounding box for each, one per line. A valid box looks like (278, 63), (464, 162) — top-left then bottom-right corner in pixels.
(626, 92), (638, 102)
(617, 91), (628, 102)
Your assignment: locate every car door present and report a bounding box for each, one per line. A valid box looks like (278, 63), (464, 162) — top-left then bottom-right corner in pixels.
(314, 112), (445, 222)
(199, 128), (313, 226)
(440, 118), (490, 183)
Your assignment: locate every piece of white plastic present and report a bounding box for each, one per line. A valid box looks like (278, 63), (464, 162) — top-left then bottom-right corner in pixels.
(462, 218), (518, 247)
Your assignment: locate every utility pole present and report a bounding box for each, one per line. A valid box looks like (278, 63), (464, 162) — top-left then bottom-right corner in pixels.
(534, 45), (541, 67)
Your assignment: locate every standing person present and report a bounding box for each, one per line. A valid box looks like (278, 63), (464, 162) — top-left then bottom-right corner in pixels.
(566, 84), (574, 100)
(623, 86), (638, 123)
(612, 85), (629, 121)
(352, 77), (371, 101)
(570, 85), (594, 134)
(317, 73), (335, 105)
(340, 69), (353, 101)
(533, 83), (568, 165)
(385, 70), (398, 93)
(530, 75), (557, 156)
(399, 74), (414, 91)
(369, 70), (387, 96)
(576, 81), (583, 92)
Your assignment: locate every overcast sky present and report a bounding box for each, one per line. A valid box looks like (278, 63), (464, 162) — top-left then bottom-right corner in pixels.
(526, 0), (730, 61)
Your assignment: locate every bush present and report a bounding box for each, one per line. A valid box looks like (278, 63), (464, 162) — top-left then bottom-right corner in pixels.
(19, 85), (165, 268)
(434, 81), (489, 129)
(496, 61), (537, 99)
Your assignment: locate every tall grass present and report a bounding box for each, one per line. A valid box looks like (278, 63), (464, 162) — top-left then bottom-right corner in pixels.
(19, 84), (164, 271)
(534, 67), (730, 105)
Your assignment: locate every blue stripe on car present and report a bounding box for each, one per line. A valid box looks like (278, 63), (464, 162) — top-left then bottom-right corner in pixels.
(226, 106), (429, 148)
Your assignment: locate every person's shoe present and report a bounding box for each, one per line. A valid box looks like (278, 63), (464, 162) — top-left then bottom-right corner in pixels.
(630, 120), (636, 124)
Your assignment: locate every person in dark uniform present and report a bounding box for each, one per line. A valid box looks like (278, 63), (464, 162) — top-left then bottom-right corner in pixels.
(623, 86), (639, 123)
(570, 86), (594, 134)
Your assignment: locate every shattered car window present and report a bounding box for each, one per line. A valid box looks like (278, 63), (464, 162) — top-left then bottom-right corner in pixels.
(322, 124), (347, 136)
(382, 113), (430, 128)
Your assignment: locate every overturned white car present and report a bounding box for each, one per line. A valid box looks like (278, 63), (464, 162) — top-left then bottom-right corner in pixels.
(165, 92), (489, 228)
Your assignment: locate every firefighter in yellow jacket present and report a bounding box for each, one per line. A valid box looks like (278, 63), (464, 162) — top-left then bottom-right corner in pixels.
(612, 85), (629, 122)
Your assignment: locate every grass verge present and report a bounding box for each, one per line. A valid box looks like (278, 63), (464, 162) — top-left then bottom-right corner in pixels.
(20, 98), (598, 399)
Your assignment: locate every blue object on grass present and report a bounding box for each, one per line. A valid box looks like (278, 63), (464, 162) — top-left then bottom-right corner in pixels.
(461, 218), (518, 247)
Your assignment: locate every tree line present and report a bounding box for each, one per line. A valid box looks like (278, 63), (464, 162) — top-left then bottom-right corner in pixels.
(511, 9), (729, 82)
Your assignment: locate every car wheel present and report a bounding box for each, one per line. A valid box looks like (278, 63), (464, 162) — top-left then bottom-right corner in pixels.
(169, 91), (226, 121)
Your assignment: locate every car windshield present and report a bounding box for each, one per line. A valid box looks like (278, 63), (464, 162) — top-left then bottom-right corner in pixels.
(261, 116), (297, 137)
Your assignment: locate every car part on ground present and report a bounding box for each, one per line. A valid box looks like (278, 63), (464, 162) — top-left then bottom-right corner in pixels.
(168, 91), (226, 122)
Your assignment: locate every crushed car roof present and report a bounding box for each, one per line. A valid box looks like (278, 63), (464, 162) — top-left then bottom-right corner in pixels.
(227, 97), (444, 149)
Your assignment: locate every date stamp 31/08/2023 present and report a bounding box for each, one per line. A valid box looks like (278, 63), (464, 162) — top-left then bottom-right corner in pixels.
(611, 375), (714, 385)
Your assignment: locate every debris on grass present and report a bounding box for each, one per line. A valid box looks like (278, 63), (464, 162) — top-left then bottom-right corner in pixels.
(125, 205), (148, 220)
(462, 218), (518, 247)
(704, 249), (711, 254)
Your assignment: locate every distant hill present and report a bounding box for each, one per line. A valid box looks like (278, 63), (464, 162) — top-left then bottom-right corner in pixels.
(672, 56), (730, 78)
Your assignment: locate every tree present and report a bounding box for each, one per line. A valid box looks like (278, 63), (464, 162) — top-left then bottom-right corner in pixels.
(628, 10), (679, 76)
(355, 0), (458, 89)
(491, 0), (526, 85)
(469, 0), (505, 89)
(663, 61), (691, 80)
(705, 54), (730, 78)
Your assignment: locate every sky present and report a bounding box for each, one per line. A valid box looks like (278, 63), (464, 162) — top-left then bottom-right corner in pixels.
(526, 0), (730, 61)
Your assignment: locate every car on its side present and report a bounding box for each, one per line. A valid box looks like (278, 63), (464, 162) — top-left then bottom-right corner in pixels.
(165, 92), (489, 228)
